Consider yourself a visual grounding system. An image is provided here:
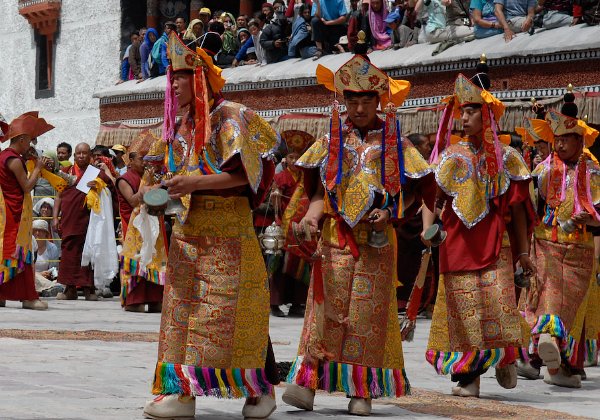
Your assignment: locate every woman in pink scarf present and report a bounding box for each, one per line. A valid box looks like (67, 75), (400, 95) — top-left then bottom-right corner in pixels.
(369, 0), (391, 49)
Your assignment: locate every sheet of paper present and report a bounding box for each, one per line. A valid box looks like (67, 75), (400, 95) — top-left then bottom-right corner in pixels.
(75, 165), (101, 194)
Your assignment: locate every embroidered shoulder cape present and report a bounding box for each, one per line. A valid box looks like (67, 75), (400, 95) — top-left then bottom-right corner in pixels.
(435, 141), (531, 228)
(532, 152), (600, 243)
(296, 126), (432, 227)
(177, 100), (280, 193)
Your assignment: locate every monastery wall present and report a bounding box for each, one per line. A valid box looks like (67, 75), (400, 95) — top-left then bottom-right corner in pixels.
(0, 0), (121, 151)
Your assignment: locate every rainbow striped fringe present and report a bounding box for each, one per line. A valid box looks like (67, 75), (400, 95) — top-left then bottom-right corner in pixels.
(152, 362), (273, 398)
(585, 339), (599, 365)
(526, 315), (579, 362)
(120, 256), (166, 289)
(286, 356), (410, 398)
(1, 246), (33, 284)
(531, 314), (567, 339)
(426, 346), (523, 375)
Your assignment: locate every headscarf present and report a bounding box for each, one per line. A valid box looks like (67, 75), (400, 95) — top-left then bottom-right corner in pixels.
(42, 150), (59, 173)
(368, 0), (391, 49)
(237, 28), (250, 43)
(221, 12), (238, 54)
(144, 28), (159, 48)
(33, 197), (55, 216)
(183, 19), (203, 43)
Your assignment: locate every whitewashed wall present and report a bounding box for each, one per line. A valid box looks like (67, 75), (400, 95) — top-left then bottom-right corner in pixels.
(0, 0), (121, 151)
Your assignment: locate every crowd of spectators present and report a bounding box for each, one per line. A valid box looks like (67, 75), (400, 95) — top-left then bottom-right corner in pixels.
(114, 1), (598, 76)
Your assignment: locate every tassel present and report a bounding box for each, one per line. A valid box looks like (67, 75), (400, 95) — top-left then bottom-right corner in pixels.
(430, 98), (454, 164)
(325, 100), (343, 192)
(163, 66), (179, 173)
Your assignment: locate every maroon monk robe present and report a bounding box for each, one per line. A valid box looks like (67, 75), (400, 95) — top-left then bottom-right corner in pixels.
(0, 149), (38, 301)
(116, 168), (141, 238)
(57, 166), (113, 288)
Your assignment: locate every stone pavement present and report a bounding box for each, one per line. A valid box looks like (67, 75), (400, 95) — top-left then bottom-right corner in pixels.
(0, 298), (598, 419)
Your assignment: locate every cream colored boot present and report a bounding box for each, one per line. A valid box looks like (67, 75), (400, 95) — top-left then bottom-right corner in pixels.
(348, 397), (372, 416)
(538, 333), (561, 370)
(516, 360), (541, 380)
(281, 384), (315, 411)
(143, 394), (196, 419)
(543, 366), (582, 388)
(451, 376), (480, 397)
(22, 299), (48, 310)
(495, 364), (517, 389)
(242, 394), (277, 419)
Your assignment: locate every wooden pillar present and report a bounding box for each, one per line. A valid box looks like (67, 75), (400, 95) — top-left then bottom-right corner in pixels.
(240, 0), (254, 16)
(190, 0), (203, 21)
(147, 0), (159, 29)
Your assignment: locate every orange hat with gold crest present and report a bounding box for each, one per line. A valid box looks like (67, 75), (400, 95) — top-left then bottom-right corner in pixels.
(545, 84), (599, 147)
(315, 32), (410, 107)
(167, 31), (225, 93)
(1, 111), (54, 143)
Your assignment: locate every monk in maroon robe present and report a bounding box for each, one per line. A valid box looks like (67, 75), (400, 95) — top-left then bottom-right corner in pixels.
(53, 143), (114, 301)
(0, 112), (53, 310)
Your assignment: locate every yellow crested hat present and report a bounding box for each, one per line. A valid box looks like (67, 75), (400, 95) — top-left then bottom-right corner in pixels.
(516, 118), (554, 146)
(167, 32), (226, 93)
(281, 130), (314, 154)
(315, 49), (410, 107)
(448, 74), (505, 120)
(546, 109), (598, 147)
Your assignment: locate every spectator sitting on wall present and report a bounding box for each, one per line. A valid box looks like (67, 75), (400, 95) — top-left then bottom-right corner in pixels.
(199, 7), (211, 28)
(347, 0), (372, 52)
(537, 0), (575, 28)
(32, 220), (62, 297)
(183, 19), (204, 47)
(57, 141), (72, 171)
(312, 0), (348, 59)
(287, 0), (314, 20)
(33, 197), (61, 252)
(447, 0), (474, 28)
(260, 2), (292, 64)
(289, 4), (319, 58)
(232, 27), (255, 67)
(575, 0), (600, 25)
(369, 0), (393, 49)
(399, 0), (421, 42)
(415, 0), (474, 44)
(117, 31), (138, 85)
(386, 7), (418, 48)
(237, 14), (249, 29)
(262, 2), (276, 21)
(256, 12), (269, 29)
(470, 0), (504, 37)
(218, 12), (240, 67)
(232, 19), (267, 66)
(111, 144), (128, 176)
(128, 28), (143, 81)
(154, 22), (176, 76)
(140, 28), (158, 79)
(175, 16), (187, 38)
(494, 0), (536, 42)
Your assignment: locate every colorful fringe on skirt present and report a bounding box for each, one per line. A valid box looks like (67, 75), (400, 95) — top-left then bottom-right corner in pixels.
(152, 362), (273, 398)
(120, 255), (166, 299)
(526, 314), (585, 364)
(585, 339), (599, 365)
(425, 346), (525, 375)
(286, 356), (410, 398)
(1, 246), (33, 284)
